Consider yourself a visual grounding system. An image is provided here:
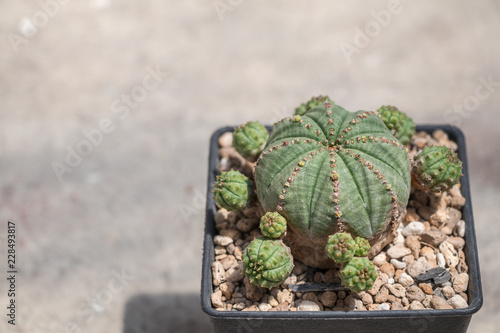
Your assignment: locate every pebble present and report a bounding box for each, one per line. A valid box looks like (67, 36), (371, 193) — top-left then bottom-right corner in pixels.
(437, 253), (446, 268)
(218, 132), (233, 147)
(409, 301), (425, 310)
(292, 261), (308, 275)
(320, 291), (337, 308)
(388, 284), (406, 298)
(258, 302), (272, 311)
(431, 295), (453, 310)
(221, 255), (237, 270)
(282, 273), (297, 289)
(441, 286), (455, 299)
(439, 241), (459, 268)
(242, 305), (260, 311)
(380, 262), (395, 278)
(453, 273), (469, 293)
(219, 282), (235, 298)
(387, 245), (412, 259)
(268, 295), (279, 307)
(215, 209), (228, 224)
(401, 221), (426, 236)
(277, 290), (293, 304)
(447, 236), (465, 250)
(297, 300), (321, 311)
(214, 245), (226, 255)
(390, 258), (407, 270)
(345, 295), (364, 311)
(406, 285), (425, 302)
(405, 235), (420, 259)
(211, 290), (224, 308)
(448, 295), (468, 309)
(225, 266), (244, 282)
(360, 292), (373, 305)
(455, 220), (466, 238)
(398, 273), (414, 288)
(420, 230), (447, 247)
(374, 286), (389, 303)
(233, 302), (246, 310)
(212, 261), (225, 286)
(391, 302), (404, 310)
(373, 252), (388, 266)
(227, 211), (239, 224)
(418, 283), (433, 295)
(416, 267), (451, 285)
(214, 235), (233, 246)
(369, 273), (389, 296)
(407, 257), (432, 278)
(376, 303), (391, 311)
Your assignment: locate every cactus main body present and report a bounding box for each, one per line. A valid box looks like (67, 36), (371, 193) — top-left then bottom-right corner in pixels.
(254, 103), (411, 267)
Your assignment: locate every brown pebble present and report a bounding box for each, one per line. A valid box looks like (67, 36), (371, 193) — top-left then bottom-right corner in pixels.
(405, 235), (420, 259)
(447, 236), (465, 250)
(420, 230), (447, 247)
(374, 286), (389, 303)
(419, 283), (434, 295)
(242, 305), (260, 311)
(406, 285), (425, 302)
(380, 262), (395, 278)
(453, 273), (469, 293)
(320, 291), (337, 308)
(431, 295), (453, 310)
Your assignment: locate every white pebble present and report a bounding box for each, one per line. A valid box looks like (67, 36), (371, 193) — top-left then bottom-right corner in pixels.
(401, 221), (425, 236)
(297, 300), (320, 311)
(390, 258), (407, 270)
(398, 272), (414, 288)
(437, 253), (446, 268)
(448, 295), (468, 309)
(387, 278), (395, 284)
(373, 252), (388, 266)
(393, 231), (405, 245)
(376, 303), (391, 311)
(387, 245), (412, 259)
(214, 235), (233, 246)
(456, 220), (466, 237)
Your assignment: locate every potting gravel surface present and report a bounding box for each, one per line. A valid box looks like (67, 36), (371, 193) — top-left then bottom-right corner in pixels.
(211, 130), (470, 312)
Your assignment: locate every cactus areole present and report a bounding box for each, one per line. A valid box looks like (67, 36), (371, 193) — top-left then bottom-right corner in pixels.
(254, 104), (411, 267)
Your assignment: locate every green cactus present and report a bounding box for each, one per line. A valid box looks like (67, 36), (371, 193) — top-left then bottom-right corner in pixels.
(212, 170), (253, 211)
(354, 237), (371, 257)
(242, 236), (294, 288)
(233, 121), (269, 161)
(412, 145), (462, 193)
(260, 212), (287, 239)
(325, 233), (357, 263)
(340, 257), (377, 292)
(295, 95), (333, 116)
(378, 105), (415, 145)
(254, 103), (411, 267)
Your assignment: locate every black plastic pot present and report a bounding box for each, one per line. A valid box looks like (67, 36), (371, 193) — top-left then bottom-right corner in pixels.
(201, 125), (482, 333)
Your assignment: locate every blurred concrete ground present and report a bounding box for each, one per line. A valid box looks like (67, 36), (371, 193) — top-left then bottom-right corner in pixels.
(0, 0), (499, 332)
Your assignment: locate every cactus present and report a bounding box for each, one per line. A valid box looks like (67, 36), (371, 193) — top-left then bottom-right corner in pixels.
(325, 233), (357, 264)
(412, 145), (462, 193)
(260, 212), (287, 239)
(378, 105), (415, 145)
(233, 121), (269, 161)
(354, 237), (371, 257)
(295, 95), (333, 116)
(212, 170), (253, 211)
(242, 236), (294, 288)
(255, 103), (411, 267)
(340, 257), (377, 293)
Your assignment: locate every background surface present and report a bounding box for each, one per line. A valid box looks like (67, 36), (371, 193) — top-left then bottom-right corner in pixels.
(0, 1), (499, 332)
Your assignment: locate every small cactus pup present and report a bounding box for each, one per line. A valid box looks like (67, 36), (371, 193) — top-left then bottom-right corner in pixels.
(378, 105), (415, 145)
(260, 212), (287, 239)
(232, 121), (269, 161)
(325, 233), (357, 264)
(212, 170), (253, 211)
(294, 95), (333, 116)
(412, 145), (463, 193)
(255, 103), (411, 268)
(340, 257), (377, 293)
(242, 236), (294, 288)
(354, 236), (371, 257)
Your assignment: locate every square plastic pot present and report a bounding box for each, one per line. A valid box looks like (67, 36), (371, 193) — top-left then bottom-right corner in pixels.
(201, 125), (482, 333)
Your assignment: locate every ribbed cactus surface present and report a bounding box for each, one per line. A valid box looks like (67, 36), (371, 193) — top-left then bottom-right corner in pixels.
(255, 103), (411, 243)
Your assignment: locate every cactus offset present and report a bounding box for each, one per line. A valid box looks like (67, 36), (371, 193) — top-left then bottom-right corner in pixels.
(233, 121), (269, 161)
(295, 95), (333, 116)
(340, 257), (377, 293)
(378, 105), (415, 145)
(354, 237), (371, 257)
(255, 103), (411, 267)
(412, 145), (462, 193)
(325, 233), (357, 264)
(242, 236), (294, 288)
(212, 170), (253, 211)
(260, 212), (287, 239)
